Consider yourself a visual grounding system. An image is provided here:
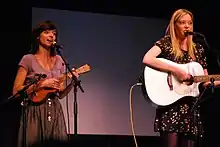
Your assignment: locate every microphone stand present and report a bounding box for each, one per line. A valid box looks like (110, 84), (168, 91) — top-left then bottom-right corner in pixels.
(191, 33), (212, 147)
(191, 78), (216, 147)
(6, 74), (45, 147)
(193, 32), (220, 68)
(190, 84), (205, 147)
(193, 32), (220, 147)
(55, 46), (84, 136)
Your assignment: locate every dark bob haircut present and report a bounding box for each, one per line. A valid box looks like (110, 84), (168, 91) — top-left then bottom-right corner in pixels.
(30, 20), (58, 56)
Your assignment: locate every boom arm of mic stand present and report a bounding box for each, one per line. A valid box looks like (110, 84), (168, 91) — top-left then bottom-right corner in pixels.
(195, 32), (220, 68)
(194, 32), (210, 50)
(7, 75), (43, 102)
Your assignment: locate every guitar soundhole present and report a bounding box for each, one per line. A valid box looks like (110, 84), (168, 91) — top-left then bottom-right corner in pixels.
(183, 75), (193, 85)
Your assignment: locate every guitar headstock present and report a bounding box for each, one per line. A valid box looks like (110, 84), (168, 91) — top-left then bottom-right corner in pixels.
(74, 64), (91, 74)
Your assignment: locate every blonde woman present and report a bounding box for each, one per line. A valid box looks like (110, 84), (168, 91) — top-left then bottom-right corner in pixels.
(143, 9), (208, 147)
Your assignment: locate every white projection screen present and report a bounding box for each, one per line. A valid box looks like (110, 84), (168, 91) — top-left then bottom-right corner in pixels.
(32, 7), (168, 136)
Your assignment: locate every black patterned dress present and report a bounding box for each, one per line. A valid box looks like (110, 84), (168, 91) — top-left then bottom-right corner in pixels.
(153, 35), (207, 140)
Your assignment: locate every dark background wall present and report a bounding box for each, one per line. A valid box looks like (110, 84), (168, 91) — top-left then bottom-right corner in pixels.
(0, 1), (220, 147)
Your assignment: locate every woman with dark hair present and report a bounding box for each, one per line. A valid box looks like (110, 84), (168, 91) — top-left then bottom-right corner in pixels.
(13, 20), (77, 147)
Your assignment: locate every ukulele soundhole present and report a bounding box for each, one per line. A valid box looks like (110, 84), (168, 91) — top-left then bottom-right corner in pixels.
(44, 87), (54, 90)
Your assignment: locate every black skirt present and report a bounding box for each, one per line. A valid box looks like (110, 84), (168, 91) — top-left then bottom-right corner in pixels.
(17, 97), (68, 147)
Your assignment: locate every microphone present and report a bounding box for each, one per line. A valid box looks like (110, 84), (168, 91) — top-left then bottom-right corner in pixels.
(184, 31), (205, 38)
(184, 30), (194, 36)
(52, 41), (63, 49)
(184, 31), (210, 50)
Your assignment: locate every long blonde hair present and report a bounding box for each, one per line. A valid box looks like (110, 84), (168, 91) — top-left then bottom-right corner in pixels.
(165, 9), (196, 60)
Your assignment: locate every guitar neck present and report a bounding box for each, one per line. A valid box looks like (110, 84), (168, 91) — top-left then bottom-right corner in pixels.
(194, 74), (220, 83)
(57, 64), (91, 83)
(59, 70), (75, 83)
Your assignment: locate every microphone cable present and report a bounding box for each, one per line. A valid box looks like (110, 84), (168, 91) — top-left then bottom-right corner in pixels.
(129, 82), (143, 147)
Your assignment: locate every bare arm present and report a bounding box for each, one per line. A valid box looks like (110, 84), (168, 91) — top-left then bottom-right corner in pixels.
(142, 45), (179, 73)
(13, 67), (27, 95)
(13, 67), (39, 97)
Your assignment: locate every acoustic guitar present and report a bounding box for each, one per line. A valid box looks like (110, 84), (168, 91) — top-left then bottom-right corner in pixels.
(144, 58), (220, 106)
(30, 64), (91, 103)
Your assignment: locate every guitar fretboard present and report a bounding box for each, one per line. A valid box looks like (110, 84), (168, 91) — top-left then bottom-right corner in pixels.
(194, 75), (220, 83)
(58, 64), (91, 82)
(59, 68), (82, 82)
(59, 71), (73, 82)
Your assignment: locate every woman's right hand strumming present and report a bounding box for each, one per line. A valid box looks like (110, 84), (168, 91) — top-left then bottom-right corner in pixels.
(172, 67), (192, 82)
(38, 78), (60, 90)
